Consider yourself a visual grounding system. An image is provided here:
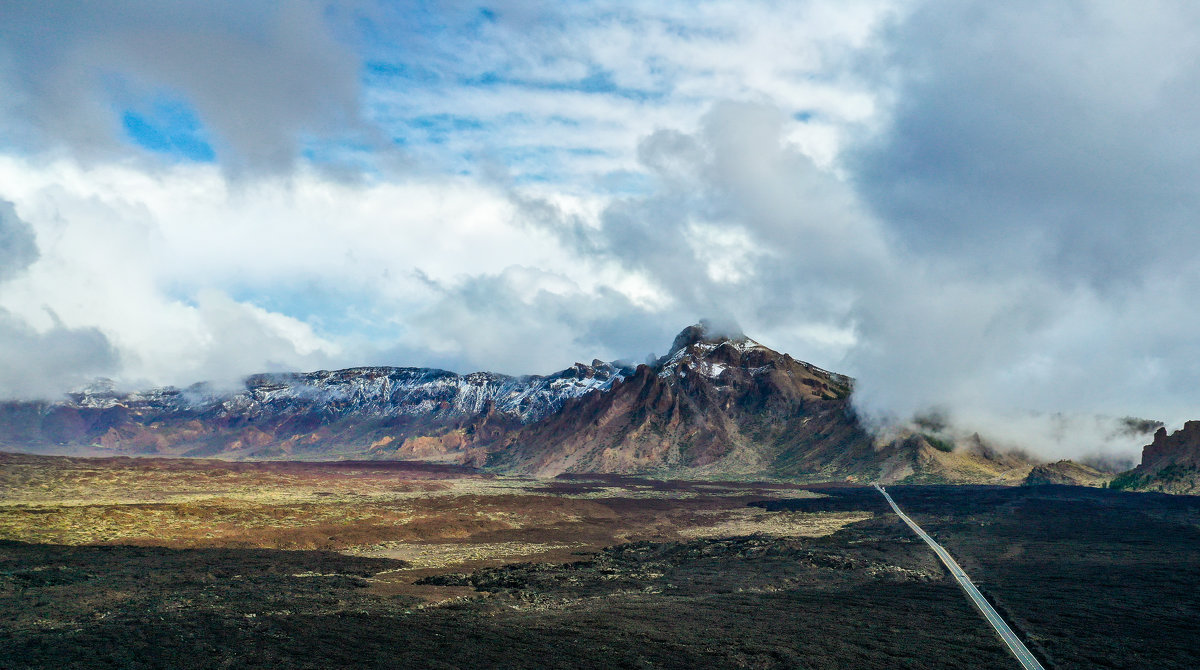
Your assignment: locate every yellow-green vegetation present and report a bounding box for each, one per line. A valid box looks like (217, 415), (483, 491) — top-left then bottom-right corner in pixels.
(345, 541), (589, 569)
(675, 508), (873, 539)
(0, 452), (853, 572)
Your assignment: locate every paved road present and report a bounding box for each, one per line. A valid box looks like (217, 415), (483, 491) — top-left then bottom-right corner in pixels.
(874, 484), (1046, 670)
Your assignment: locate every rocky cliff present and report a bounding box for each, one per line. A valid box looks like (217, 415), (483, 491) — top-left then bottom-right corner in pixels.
(1111, 422), (1200, 493)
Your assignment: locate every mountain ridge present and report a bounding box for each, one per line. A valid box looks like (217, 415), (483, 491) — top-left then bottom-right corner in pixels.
(0, 322), (1033, 483)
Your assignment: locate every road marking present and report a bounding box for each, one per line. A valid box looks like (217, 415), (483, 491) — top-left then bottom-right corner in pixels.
(874, 484), (1047, 670)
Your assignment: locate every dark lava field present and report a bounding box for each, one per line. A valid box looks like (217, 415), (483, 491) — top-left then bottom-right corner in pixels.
(4, 479), (1200, 668)
(761, 485), (1200, 669)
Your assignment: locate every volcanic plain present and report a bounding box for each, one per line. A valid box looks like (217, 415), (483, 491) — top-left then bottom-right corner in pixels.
(3, 452), (1200, 669)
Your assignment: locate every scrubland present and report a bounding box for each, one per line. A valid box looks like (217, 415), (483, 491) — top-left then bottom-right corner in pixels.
(4, 453), (1197, 668)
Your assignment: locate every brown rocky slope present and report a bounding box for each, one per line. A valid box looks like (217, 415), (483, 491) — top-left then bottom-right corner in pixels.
(1024, 460), (1112, 488)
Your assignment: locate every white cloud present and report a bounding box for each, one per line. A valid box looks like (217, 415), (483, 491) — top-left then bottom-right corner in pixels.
(363, 0), (901, 188)
(0, 156), (667, 388)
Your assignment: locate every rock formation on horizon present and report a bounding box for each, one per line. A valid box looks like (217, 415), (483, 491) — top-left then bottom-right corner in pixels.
(1112, 421), (1200, 493)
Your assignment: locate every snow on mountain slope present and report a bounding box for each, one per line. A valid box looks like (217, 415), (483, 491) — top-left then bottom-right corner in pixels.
(69, 361), (633, 424)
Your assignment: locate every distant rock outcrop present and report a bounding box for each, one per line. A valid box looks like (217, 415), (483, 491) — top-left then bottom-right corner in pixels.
(1112, 422), (1200, 493)
(1024, 460), (1112, 488)
(874, 433), (1032, 486)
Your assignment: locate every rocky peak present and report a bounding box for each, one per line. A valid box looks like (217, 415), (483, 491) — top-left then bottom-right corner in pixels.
(1141, 421), (1200, 469)
(658, 320), (773, 375)
(666, 320), (758, 357)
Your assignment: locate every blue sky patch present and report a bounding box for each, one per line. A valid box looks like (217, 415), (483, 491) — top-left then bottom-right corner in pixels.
(458, 68), (662, 102)
(228, 283), (398, 341)
(121, 98), (214, 162)
(363, 60), (442, 85)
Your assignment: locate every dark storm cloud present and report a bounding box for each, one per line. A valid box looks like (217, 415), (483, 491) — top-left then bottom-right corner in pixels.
(0, 201), (117, 398)
(838, 0), (1200, 451)
(0, 200), (39, 281)
(0, 1), (366, 173)
(0, 311), (119, 400)
(853, 0), (1200, 287)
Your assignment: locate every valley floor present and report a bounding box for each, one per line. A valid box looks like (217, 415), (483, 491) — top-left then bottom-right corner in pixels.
(2, 453), (1198, 668)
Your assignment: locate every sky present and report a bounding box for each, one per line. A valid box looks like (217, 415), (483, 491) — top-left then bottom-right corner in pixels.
(1, 0), (1199, 459)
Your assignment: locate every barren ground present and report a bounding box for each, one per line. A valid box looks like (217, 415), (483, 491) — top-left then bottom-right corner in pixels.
(9, 453), (1193, 668)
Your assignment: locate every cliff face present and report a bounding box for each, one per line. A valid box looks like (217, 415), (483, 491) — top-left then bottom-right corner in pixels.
(1140, 422), (1200, 470)
(0, 323), (1034, 483)
(1112, 422), (1200, 493)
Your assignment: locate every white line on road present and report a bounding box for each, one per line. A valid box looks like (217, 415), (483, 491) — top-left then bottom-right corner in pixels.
(874, 484), (1047, 670)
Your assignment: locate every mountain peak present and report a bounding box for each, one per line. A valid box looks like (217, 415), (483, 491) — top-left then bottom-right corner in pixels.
(667, 319), (756, 356)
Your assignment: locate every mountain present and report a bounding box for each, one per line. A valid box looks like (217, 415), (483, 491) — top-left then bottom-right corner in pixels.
(478, 325), (862, 477)
(0, 322), (1034, 482)
(476, 327), (1031, 482)
(0, 362), (632, 460)
(1111, 422), (1200, 493)
(1024, 460), (1112, 488)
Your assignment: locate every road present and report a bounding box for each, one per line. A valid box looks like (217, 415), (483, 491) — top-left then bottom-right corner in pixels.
(874, 484), (1047, 670)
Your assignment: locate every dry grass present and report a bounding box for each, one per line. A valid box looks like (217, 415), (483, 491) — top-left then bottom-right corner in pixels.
(0, 452), (860, 572)
(676, 508), (874, 539)
(346, 540), (589, 569)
